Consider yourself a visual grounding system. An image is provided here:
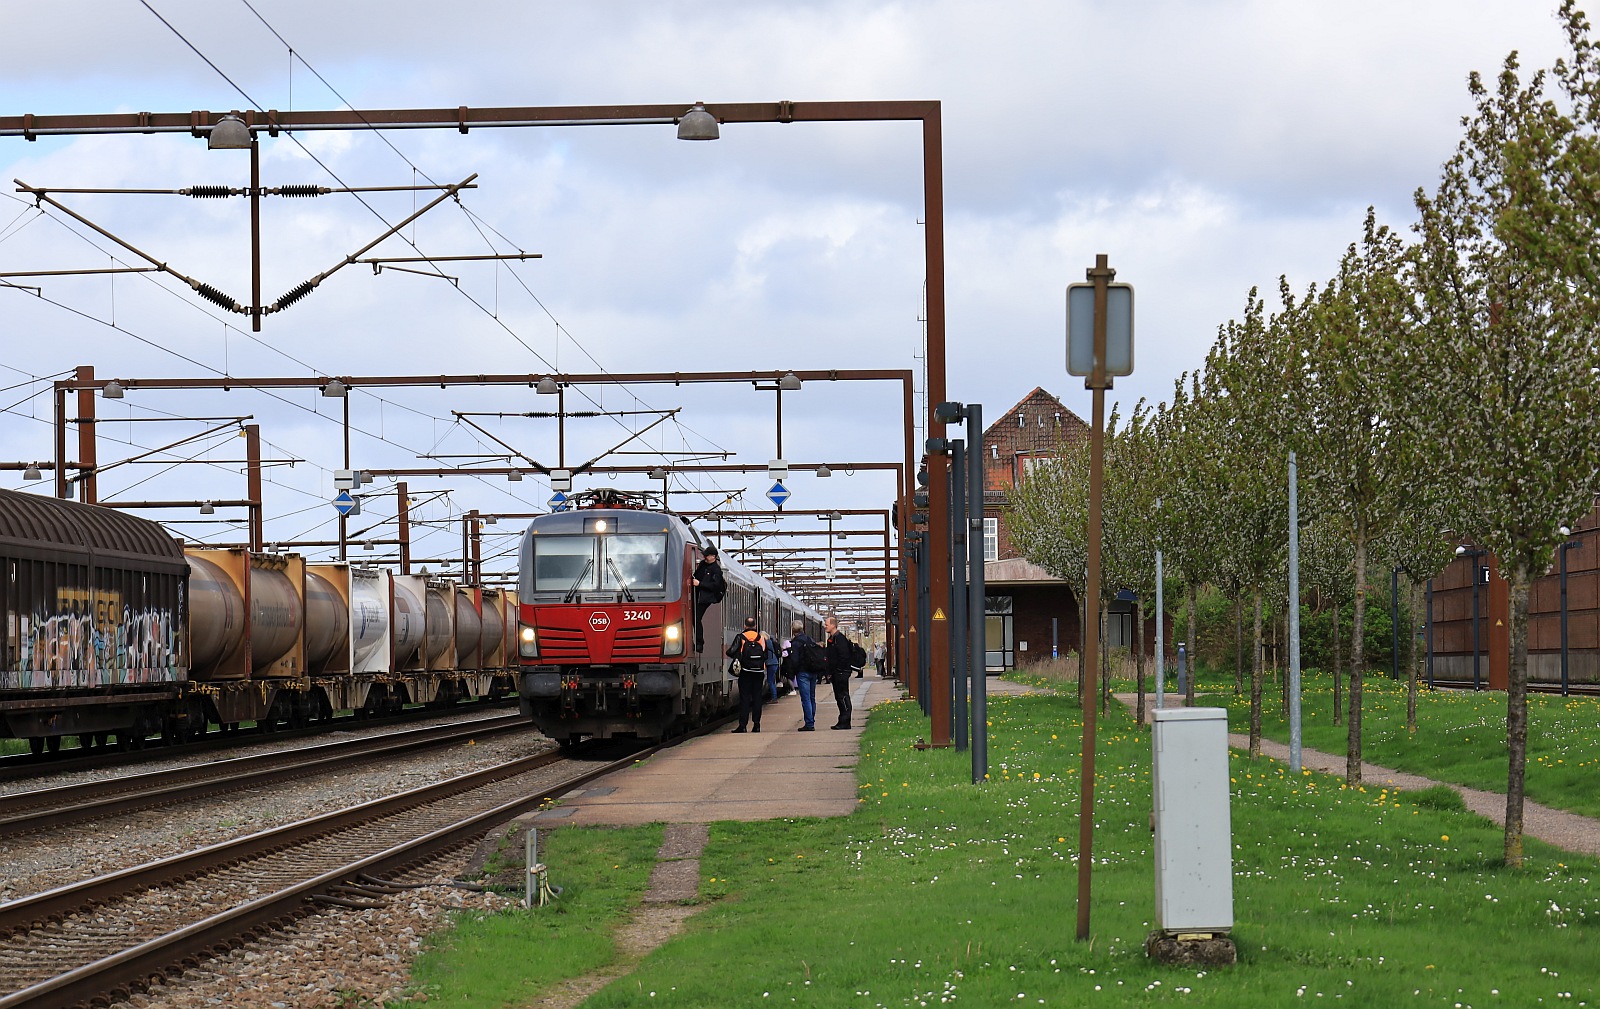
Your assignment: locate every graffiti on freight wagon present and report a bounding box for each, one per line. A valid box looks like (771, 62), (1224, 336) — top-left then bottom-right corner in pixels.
(2, 588), (180, 689)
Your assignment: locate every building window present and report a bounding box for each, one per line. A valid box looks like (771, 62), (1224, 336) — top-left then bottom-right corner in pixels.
(1015, 453), (1054, 486)
(983, 517), (998, 562)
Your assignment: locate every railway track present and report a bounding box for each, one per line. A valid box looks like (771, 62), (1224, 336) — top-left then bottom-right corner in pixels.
(0, 742), (640, 1009)
(0, 697), (519, 784)
(0, 712), (534, 837)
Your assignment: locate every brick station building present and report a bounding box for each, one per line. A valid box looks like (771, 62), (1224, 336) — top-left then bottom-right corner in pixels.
(976, 387), (1159, 670)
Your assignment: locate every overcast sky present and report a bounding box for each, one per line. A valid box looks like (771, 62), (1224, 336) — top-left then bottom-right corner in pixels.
(0, 0), (1575, 580)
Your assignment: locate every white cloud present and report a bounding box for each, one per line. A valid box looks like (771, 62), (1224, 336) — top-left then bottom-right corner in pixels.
(0, 0), (1580, 567)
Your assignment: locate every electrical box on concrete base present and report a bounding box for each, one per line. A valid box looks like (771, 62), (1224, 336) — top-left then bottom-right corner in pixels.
(1152, 707), (1233, 933)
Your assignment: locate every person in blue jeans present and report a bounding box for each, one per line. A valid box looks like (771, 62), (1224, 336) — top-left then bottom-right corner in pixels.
(764, 632), (782, 701)
(784, 619), (819, 731)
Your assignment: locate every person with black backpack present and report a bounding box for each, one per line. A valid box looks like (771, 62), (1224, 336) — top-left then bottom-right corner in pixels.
(783, 619), (824, 731)
(823, 615), (854, 730)
(725, 616), (768, 733)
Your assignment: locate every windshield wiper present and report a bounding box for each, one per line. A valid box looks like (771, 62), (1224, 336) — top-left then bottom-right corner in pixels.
(563, 557), (594, 603)
(605, 557), (636, 602)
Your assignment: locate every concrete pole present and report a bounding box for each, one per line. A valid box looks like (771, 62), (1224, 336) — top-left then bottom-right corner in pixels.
(1155, 546), (1165, 710)
(1288, 451), (1302, 775)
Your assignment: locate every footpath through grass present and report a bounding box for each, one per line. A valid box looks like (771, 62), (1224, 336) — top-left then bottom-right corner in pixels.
(408, 688), (1599, 1008)
(1204, 673), (1600, 820)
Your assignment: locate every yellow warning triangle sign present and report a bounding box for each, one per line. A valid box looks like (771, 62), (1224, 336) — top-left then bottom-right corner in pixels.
(933, 608), (947, 621)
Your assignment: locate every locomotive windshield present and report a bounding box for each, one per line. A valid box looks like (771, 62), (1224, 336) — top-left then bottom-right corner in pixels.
(527, 533), (668, 595)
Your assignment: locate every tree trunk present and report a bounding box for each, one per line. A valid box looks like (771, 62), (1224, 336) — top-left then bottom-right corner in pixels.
(1135, 598), (1146, 726)
(1249, 589), (1263, 759)
(1332, 591), (1342, 727)
(1101, 599), (1110, 716)
(1278, 609), (1287, 711)
(1234, 597), (1244, 695)
(1347, 534), (1368, 786)
(1504, 568), (1532, 868)
(1407, 578), (1421, 734)
(1186, 581), (1198, 707)
(1077, 585), (1087, 699)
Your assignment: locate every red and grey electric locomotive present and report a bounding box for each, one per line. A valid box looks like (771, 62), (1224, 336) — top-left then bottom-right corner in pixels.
(514, 489), (820, 745)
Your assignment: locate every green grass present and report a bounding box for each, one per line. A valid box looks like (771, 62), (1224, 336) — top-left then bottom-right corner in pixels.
(402, 690), (1599, 1007)
(405, 823), (663, 1008)
(1205, 673), (1600, 820)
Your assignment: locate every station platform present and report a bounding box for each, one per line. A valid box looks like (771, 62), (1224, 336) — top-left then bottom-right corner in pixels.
(535, 674), (897, 826)
(536, 674), (1038, 827)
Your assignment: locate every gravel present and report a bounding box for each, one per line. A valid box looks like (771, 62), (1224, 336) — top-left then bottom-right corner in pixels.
(110, 868), (520, 1009)
(0, 711), (556, 1007)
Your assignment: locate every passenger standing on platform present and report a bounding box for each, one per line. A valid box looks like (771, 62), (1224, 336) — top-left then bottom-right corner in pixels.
(764, 631), (782, 700)
(726, 616), (768, 733)
(785, 620), (821, 731)
(872, 641), (887, 679)
(691, 546), (725, 653)
(823, 616), (854, 730)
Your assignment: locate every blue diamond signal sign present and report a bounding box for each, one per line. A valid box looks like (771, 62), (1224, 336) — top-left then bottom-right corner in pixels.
(766, 481), (791, 508)
(548, 491), (569, 512)
(332, 490), (356, 517)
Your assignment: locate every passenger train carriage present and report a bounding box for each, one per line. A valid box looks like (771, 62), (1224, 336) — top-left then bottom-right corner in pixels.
(515, 489), (822, 745)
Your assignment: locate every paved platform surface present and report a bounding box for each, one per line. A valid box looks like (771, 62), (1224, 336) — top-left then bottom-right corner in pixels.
(541, 675), (1037, 826)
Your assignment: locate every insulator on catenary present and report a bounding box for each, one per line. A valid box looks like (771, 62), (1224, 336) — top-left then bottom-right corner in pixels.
(193, 282), (240, 311)
(274, 185), (326, 198)
(274, 280), (317, 311)
(184, 185), (233, 199)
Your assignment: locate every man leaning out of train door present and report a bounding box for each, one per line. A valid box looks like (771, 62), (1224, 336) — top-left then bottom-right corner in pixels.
(727, 616), (769, 733)
(692, 545), (725, 653)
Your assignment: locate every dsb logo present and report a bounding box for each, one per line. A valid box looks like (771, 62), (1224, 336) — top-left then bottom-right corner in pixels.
(588, 611), (612, 632)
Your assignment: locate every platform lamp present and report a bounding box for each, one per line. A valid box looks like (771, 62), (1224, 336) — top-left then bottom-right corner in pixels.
(206, 114), (253, 150)
(102, 380), (125, 399)
(1558, 526), (1584, 697)
(676, 104), (720, 141)
(22, 463), (42, 481)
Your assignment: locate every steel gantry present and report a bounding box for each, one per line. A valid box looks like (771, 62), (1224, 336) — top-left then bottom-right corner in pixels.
(13, 98), (954, 745)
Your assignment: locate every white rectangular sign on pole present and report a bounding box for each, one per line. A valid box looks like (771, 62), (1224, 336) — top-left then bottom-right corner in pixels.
(1066, 283), (1135, 377)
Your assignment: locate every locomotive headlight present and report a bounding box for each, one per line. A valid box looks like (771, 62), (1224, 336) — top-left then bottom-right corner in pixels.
(518, 624), (539, 659)
(662, 621), (684, 656)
